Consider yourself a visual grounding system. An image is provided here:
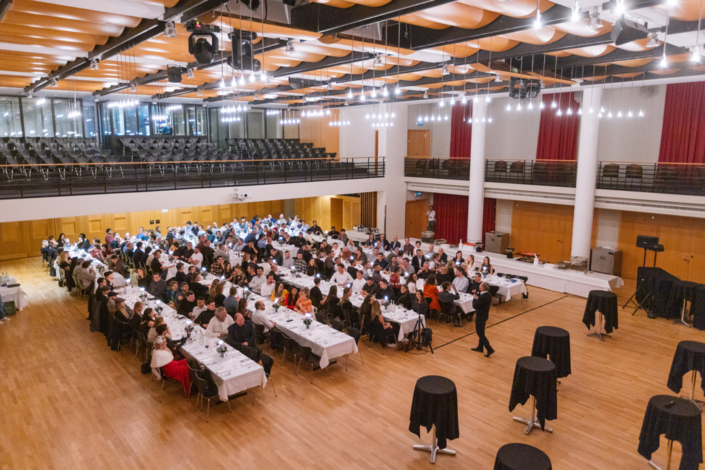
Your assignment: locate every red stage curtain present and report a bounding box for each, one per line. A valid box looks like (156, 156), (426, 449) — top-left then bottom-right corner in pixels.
(536, 92), (580, 161)
(433, 193), (468, 244)
(482, 198), (496, 244)
(659, 82), (705, 163)
(450, 103), (472, 159)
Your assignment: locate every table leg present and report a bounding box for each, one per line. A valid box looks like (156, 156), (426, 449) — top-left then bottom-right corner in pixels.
(412, 425), (456, 463)
(648, 439), (673, 470)
(512, 396), (553, 435)
(687, 371), (704, 411)
(672, 299), (692, 328)
(587, 312), (612, 341)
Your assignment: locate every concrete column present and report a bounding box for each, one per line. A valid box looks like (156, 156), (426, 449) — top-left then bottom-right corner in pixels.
(467, 99), (488, 243)
(570, 87), (602, 258)
(376, 102), (408, 238)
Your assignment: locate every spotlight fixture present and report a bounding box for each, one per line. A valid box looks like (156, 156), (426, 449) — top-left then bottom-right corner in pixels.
(187, 68), (195, 79)
(130, 82), (137, 93)
(286, 39), (295, 55)
(27, 91), (33, 100)
(197, 89), (203, 97)
(646, 32), (659, 48)
(614, 0), (625, 16)
(690, 47), (702, 63)
(185, 20), (220, 66)
(89, 59), (99, 70)
(533, 11), (542, 29)
(587, 7), (603, 29)
(50, 78), (58, 87)
(326, 82), (333, 91)
(164, 21), (177, 38)
(441, 63), (449, 76)
(394, 85), (401, 95)
(373, 54), (384, 67)
(423, 90), (429, 99)
(494, 74), (503, 83)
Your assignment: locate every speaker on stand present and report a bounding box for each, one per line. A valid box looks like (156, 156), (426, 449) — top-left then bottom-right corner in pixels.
(623, 235), (664, 318)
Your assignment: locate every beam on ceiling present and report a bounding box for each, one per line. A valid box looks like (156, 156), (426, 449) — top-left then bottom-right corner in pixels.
(384, 5), (576, 51)
(24, 19), (165, 94)
(290, 0), (457, 36)
(555, 42), (687, 68)
(93, 68), (180, 97)
(163, 0), (229, 22)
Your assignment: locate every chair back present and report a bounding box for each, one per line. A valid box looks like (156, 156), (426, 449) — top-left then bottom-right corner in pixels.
(331, 319), (344, 331)
(489, 285), (500, 297)
(347, 327), (361, 344)
(298, 345), (313, 363)
(254, 323), (265, 345)
(602, 163), (620, 178)
(283, 335), (298, 354)
(194, 375), (216, 398)
(439, 300), (453, 315)
(315, 311), (327, 324)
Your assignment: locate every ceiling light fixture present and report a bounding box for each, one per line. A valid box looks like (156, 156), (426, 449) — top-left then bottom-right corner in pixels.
(382, 86), (389, 97)
(164, 21), (177, 38)
(187, 68), (195, 79)
(423, 90), (429, 99)
(373, 54), (384, 67)
(89, 59), (99, 70)
(571, 1), (581, 22)
(646, 32), (659, 48)
(461, 95), (467, 104)
(348, 88), (353, 99)
(441, 63), (449, 76)
(533, 11), (542, 29)
(660, 53), (669, 68)
(588, 7), (603, 29)
(285, 39), (295, 55)
(614, 0), (626, 16)
(395, 84), (401, 95)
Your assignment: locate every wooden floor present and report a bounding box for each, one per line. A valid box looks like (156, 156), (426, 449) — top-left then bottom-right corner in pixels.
(1, 257), (704, 470)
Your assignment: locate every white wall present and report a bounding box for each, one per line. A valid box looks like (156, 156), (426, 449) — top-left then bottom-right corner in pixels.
(595, 208), (621, 249)
(495, 199), (513, 233)
(596, 85), (666, 163)
(339, 105), (376, 158)
(485, 96), (541, 161)
(407, 103), (452, 157)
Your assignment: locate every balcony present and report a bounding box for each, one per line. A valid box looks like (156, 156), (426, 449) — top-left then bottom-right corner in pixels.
(596, 162), (705, 195)
(405, 157), (705, 197)
(0, 157), (384, 200)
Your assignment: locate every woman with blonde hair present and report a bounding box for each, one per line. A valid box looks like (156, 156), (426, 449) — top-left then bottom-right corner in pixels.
(370, 300), (396, 347)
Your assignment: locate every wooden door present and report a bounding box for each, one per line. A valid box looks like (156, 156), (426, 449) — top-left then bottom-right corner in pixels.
(405, 200), (428, 239)
(407, 130), (430, 157)
(330, 198), (343, 231)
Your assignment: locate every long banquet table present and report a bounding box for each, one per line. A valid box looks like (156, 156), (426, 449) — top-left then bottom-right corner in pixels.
(1, 277), (28, 311)
(120, 286), (267, 401)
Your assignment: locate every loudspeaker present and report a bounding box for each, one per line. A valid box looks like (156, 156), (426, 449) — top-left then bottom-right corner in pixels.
(167, 66), (182, 83)
(650, 244), (665, 253)
(636, 235), (659, 249)
(611, 18), (649, 46)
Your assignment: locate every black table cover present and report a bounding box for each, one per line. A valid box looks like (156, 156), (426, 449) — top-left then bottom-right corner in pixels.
(508, 357), (557, 430)
(667, 341), (705, 394)
(638, 395), (702, 470)
(690, 286), (705, 330)
(531, 326), (571, 379)
(409, 375), (459, 449)
(582, 290), (618, 334)
(494, 443), (552, 470)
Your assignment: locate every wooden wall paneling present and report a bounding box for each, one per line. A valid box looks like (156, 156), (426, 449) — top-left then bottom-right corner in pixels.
(299, 109), (339, 158)
(360, 192), (377, 228)
(109, 212), (129, 235)
(54, 217), (82, 243)
(510, 202), (574, 264)
(330, 198), (343, 230)
(27, 219), (56, 257)
(84, 214), (108, 244)
(405, 200), (428, 239)
(657, 216), (696, 281)
(219, 204), (231, 223)
(0, 221), (28, 260)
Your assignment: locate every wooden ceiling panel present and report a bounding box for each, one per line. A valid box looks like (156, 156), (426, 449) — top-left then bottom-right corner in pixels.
(411, 3), (499, 29)
(615, 38), (657, 52)
(0, 34), (93, 53)
(502, 27), (566, 45)
(560, 44), (616, 57)
(2, 11), (125, 37)
(458, 0), (552, 19)
(553, 20), (613, 37)
(11, 0), (142, 28)
(654, 0), (705, 21)
(203, 16), (321, 41)
(0, 23), (107, 47)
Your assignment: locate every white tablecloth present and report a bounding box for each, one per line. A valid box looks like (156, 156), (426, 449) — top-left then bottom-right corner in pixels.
(383, 306), (426, 341)
(121, 287), (267, 401)
(415, 275), (526, 314)
(266, 306), (358, 369)
(409, 239), (623, 298)
(1, 277), (28, 311)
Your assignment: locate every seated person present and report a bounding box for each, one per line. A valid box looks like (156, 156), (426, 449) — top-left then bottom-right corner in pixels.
(480, 256), (494, 275)
(194, 299), (216, 327)
(252, 300), (277, 333)
(147, 272), (167, 300)
(361, 278), (379, 297)
(352, 270), (366, 293)
(260, 274), (276, 299)
(294, 288), (313, 314)
(395, 284), (412, 310)
(369, 301), (397, 347)
(330, 264), (354, 287)
(176, 291), (197, 317)
(226, 313), (256, 350)
(205, 306), (233, 339)
(150, 335), (190, 397)
(375, 279), (395, 303)
(438, 281), (460, 315)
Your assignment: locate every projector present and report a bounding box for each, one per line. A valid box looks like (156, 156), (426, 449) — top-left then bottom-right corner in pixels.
(232, 190), (250, 202)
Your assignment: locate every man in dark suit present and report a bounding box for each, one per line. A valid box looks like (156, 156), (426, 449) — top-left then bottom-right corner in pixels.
(147, 272), (167, 300)
(132, 242), (144, 267)
(227, 313), (256, 351)
(411, 250), (425, 273)
(471, 282), (494, 357)
(388, 236), (401, 252)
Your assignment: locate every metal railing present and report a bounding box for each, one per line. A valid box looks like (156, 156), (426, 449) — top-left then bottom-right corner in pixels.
(0, 157), (385, 199)
(404, 157), (470, 180)
(596, 161), (705, 195)
(485, 159), (577, 188)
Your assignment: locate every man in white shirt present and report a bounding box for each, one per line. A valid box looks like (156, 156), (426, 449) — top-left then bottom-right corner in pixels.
(331, 242), (341, 258)
(426, 205), (436, 232)
(277, 214), (288, 226)
(351, 270), (367, 293)
(252, 300), (276, 333)
(330, 264), (354, 287)
(190, 297), (207, 321)
(189, 246), (204, 269)
(233, 238), (245, 253)
(260, 274), (276, 298)
(249, 266), (266, 293)
(205, 307), (234, 338)
(281, 250), (294, 269)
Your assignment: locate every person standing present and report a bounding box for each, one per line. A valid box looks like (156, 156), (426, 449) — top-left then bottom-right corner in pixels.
(471, 282), (494, 357)
(426, 205), (436, 232)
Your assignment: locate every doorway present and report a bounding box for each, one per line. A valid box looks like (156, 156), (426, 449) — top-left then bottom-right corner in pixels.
(330, 198), (343, 231)
(405, 200), (428, 239)
(407, 130), (430, 157)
